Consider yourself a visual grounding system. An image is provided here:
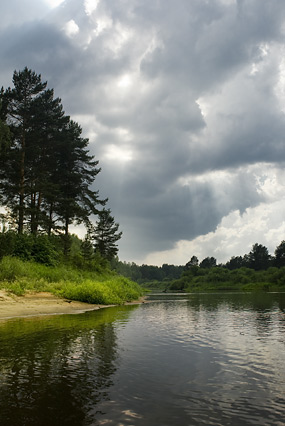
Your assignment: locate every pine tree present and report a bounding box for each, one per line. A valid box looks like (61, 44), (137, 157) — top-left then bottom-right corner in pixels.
(0, 98), (11, 197)
(1, 68), (47, 233)
(1, 68), (106, 240)
(1, 67), (106, 254)
(52, 119), (107, 240)
(246, 243), (271, 270)
(26, 88), (68, 234)
(274, 241), (285, 268)
(92, 208), (122, 260)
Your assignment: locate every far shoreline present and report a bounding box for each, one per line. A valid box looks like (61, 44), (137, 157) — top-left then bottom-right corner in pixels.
(0, 290), (146, 321)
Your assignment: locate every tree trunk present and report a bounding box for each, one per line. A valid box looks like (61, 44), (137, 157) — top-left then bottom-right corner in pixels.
(47, 202), (54, 236)
(34, 191), (42, 234)
(18, 133), (25, 234)
(30, 187), (36, 234)
(63, 216), (70, 257)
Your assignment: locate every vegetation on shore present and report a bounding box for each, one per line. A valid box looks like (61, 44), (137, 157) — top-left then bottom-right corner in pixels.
(169, 265), (285, 292)
(0, 67), (136, 305)
(0, 255), (143, 304)
(111, 241), (285, 292)
(0, 232), (143, 304)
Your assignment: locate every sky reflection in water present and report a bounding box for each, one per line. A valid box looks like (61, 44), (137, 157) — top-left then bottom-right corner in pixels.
(0, 293), (284, 426)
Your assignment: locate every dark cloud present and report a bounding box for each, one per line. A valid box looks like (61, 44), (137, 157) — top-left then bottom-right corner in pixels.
(1, 0), (285, 263)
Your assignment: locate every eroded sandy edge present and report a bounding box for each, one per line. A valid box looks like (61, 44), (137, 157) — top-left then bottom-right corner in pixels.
(0, 290), (146, 321)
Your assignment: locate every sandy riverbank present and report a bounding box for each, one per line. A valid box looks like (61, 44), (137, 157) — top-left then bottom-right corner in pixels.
(0, 290), (144, 320)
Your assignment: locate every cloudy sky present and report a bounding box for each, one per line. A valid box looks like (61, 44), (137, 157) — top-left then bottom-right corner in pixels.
(1, 0), (285, 265)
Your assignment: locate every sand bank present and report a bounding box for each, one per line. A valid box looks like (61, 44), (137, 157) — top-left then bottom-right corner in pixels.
(0, 290), (124, 320)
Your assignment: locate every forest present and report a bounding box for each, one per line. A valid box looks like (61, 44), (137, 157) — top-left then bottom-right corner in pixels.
(111, 241), (285, 292)
(0, 67), (141, 304)
(0, 67), (123, 257)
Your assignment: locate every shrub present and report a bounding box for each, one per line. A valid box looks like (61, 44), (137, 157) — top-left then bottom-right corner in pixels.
(31, 235), (58, 266)
(0, 256), (143, 304)
(0, 256), (28, 281)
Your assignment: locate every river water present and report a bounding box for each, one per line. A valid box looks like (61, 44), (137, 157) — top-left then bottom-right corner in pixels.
(0, 292), (284, 426)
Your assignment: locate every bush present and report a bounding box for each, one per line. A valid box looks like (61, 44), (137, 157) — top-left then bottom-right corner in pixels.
(0, 232), (17, 259)
(53, 276), (143, 305)
(31, 235), (58, 265)
(0, 232), (59, 265)
(13, 234), (34, 261)
(0, 256), (28, 281)
(0, 256), (143, 305)
(55, 280), (120, 305)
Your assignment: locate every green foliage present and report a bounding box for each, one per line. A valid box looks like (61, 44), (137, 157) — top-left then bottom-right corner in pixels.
(55, 280), (121, 305)
(0, 232), (58, 265)
(200, 256), (217, 268)
(6, 281), (26, 296)
(185, 256), (199, 269)
(51, 120), (106, 238)
(55, 276), (142, 305)
(169, 265), (285, 292)
(0, 99), (11, 163)
(0, 232), (16, 258)
(80, 236), (94, 261)
(92, 208), (122, 261)
(0, 68), (105, 236)
(225, 256), (244, 270)
(0, 256), (143, 303)
(31, 236), (59, 265)
(13, 234), (34, 260)
(245, 243), (271, 270)
(0, 256), (28, 281)
(274, 241), (285, 268)
(111, 258), (184, 285)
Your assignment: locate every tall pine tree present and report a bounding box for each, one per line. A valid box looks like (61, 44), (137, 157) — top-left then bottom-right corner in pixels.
(0, 67), (106, 252)
(26, 88), (68, 234)
(1, 67), (47, 233)
(52, 119), (106, 238)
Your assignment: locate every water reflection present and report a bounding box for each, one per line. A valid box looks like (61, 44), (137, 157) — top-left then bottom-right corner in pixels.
(0, 306), (138, 426)
(96, 292), (285, 426)
(0, 293), (285, 426)
(150, 291), (283, 311)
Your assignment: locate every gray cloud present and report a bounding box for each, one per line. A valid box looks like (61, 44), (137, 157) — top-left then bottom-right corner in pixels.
(0, 0), (48, 29)
(1, 0), (285, 263)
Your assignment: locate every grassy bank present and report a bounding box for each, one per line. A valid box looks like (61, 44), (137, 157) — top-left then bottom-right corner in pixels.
(0, 256), (144, 305)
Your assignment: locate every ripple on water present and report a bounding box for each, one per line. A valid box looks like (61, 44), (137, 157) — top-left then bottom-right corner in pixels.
(1, 293), (285, 426)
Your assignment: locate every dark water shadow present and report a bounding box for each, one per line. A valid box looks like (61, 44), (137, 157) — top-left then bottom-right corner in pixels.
(0, 305), (139, 426)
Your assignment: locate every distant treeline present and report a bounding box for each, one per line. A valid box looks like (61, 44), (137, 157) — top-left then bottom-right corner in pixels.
(111, 241), (285, 291)
(169, 265), (285, 292)
(111, 259), (184, 284)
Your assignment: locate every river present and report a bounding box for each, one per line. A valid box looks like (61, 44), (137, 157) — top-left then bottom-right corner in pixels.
(0, 292), (284, 425)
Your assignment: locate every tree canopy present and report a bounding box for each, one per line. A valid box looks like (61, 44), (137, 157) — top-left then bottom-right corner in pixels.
(0, 67), (121, 261)
(91, 208), (122, 260)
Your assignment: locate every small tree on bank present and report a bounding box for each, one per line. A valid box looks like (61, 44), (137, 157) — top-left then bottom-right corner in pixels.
(92, 208), (122, 260)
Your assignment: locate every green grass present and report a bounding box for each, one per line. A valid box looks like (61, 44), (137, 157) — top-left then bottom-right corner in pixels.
(0, 256), (144, 304)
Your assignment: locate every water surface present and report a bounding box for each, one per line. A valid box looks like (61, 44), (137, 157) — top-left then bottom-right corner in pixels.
(0, 292), (284, 425)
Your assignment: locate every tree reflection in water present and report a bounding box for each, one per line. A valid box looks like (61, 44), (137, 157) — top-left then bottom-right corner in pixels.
(0, 305), (138, 426)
